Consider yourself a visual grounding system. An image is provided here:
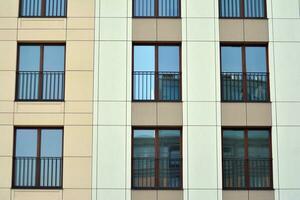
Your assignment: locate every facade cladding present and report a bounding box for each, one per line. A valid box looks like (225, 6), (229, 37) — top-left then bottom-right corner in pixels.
(0, 0), (299, 200)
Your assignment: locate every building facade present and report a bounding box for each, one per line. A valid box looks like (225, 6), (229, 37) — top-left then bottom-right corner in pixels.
(0, 0), (299, 200)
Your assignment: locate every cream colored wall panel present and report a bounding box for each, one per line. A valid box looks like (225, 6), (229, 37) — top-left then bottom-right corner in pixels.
(63, 189), (91, 200)
(279, 190), (300, 200)
(63, 157), (92, 188)
(0, 126), (13, 156)
(64, 126), (92, 157)
(187, 0), (215, 17)
(273, 19), (300, 42)
(100, 18), (127, 41)
(0, 189), (10, 200)
(100, 0), (127, 17)
(14, 113), (63, 125)
(14, 102), (64, 113)
(67, 29), (94, 41)
(13, 190), (62, 200)
(0, 41), (16, 70)
(65, 113), (93, 126)
(66, 41), (94, 70)
(188, 126), (218, 188)
(67, 0), (95, 17)
(0, 102), (14, 113)
(274, 43), (300, 101)
(97, 126), (126, 188)
(271, 0), (300, 18)
(65, 101), (93, 113)
(0, 157), (12, 187)
(0, 18), (17, 29)
(0, 0), (18, 17)
(99, 42), (127, 100)
(67, 18), (94, 29)
(188, 190), (218, 200)
(0, 71), (15, 100)
(65, 71), (93, 101)
(187, 102), (216, 125)
(18, 30), (66, 41)
(0, 113), (13, 125)
(18, 19), (66, 29)
(187, 42), (216, 101)
(98, 102), (127, 125)
(98, 189), (126, 200)
(277, 127), (300, 188)
(276, 102), (300, 126)
(187, 19), (215, 41)
(0, 30), (17, 41)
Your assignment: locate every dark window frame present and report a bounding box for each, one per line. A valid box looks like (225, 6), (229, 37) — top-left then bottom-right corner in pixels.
(19, 0), (68, 18)
(12, 126), (64, 189)
(132, 42), (182, 102)
(222, 127), (273, 190)
(220, 43), (270, 102)
(131, 127), (183, 190)
(219, 0), (267, 19)
(16, 43), (66, 102)
(133, 0), (181, 18)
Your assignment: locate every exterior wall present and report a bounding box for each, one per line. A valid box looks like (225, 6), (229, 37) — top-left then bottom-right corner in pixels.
(0, 0), (94, 200)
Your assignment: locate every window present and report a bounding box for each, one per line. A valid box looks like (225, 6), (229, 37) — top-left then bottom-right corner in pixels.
(222, 128), (273, 190)
(133, 44), (181, 101)
(133, 0), (180, 17)
(132, 128), (182, 189)
(13, 128), (63, 189)
(16, 44), (65, 101)
(220, 0), (266, 18)
(221, 44), (269, 102)
(19, 0), (67, 17)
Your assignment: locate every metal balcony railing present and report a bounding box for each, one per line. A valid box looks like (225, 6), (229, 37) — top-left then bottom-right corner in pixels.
(220, 0), (265, 18)
(16, 71), (64, 101)
(133, 71), (181, 101)
(134, 0), (179, 17)
(20, 0), (67, 17)
(221, 72), (269, 102)
(132, 157), (182, 189)
(223, 158), (272, 189)
(13, 157), (63, 188)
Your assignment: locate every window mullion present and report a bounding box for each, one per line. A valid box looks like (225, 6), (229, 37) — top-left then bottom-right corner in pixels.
(155, 45), (159, 100)
(242, 46), (247, 101)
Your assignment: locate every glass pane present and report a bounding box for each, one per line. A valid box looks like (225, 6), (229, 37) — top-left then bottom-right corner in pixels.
(244, 0), (265, 18)
(40, 129), (63, 157)
(223, 130), (246, 188)
(158, 0), (179, 17)
(221, 46), (242, 72)
(15, 129), (38, 157)
(158, 46), (179, 72)
(248, 130), (270, 158)
(21, 0), (42, 16)
(134, 0), (155, 16)
(45, 0), (66, 16)
(159, 130), (181, 188)
(246, 47), (267, 72)
(133, 46), (155, 100)
(220, 0), (241, 17)
(133, 130), (155, 188)
(19, 46), (40, 71)
(43, 46), (65, 71)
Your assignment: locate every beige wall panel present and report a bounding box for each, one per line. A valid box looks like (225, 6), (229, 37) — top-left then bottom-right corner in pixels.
(0, 71), (15, 100)
(157, 19), (182, 41)
(0, 0), (18, 17)
(67, 18), (94, 29)
(132, 19), (156, 41)
(249, 191), (275, 200)
(132, 190), (157, 200)
(0, 18), (17, 29)
(63, 189), (91, 200)
(0, 30), (17, 41)
(157, 103), (182, 125)
(66, 41), (94, 71)
(132, 103), (156, 126)
(67, 0), (94, 17)
(221, 103), (247, 126)
(14, 102), (64, 113)
(0, 102), (14, 113)
(65, 71), (93, 101)
(65, 101), (93, 113)
(63, 157), (92, 188)
(18, 30), (66, 41)
(0, 157), (12, 188)
(67, 30), (94, 41)
(64, 113), (92, 126)
(14, 113), (64, 125)
(0, 113), (14, 125)
(0, 126), (13, 156)
(219, 19), (244, 41)
(244, 20), (269, 41)
(246, 103), (272, 126)
(18, 19), (66, 29)
(0, 189), (10, 200)
(223, 191), (248, 200)
(64, 126), (92, 157)
(158, 191), (183, 200)
(0, 41), (16, 71)
(13, 190), (62, 200)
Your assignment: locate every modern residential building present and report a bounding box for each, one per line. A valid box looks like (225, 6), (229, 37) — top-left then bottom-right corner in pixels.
(0, 0), (299, 200)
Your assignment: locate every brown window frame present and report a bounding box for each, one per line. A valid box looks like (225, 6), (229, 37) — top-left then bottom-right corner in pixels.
(131, 127), (183, 190)
(220, 43), (270, 102)
(12, 127), (64, 189)
(222, 127), (273, 190)
(132, 42), (182, 102)
(16, 43), (66, 102)
(219, 0), (267, 19)
(19, 0), (68, 18)
(133, 0), (181, 18)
